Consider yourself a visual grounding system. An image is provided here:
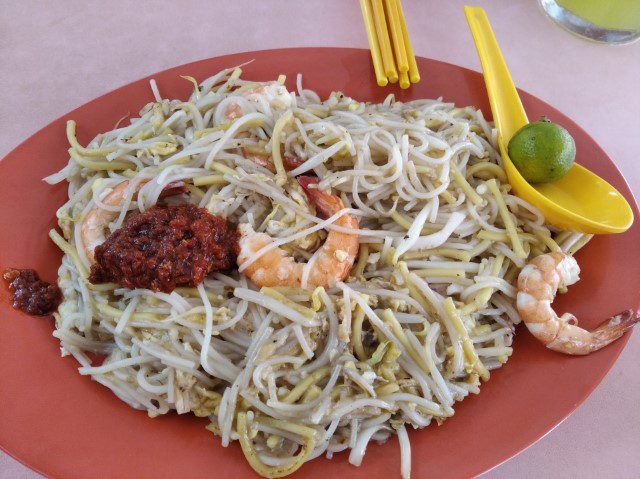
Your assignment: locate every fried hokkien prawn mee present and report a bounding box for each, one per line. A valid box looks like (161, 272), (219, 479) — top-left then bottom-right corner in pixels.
(45, 65), (615, 478)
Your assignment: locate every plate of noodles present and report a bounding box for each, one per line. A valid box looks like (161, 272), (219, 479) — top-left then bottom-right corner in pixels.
(0, 48), (638, 479)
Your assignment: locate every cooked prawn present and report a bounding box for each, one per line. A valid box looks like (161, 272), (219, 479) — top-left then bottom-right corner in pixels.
(81, 180), (185, 263)
(223, 83), (302, 173)
(517, 252), (638, 355)
(237, 176), (359, 289)
(225, 82), (292, 120)
(241, 148), (304, 173)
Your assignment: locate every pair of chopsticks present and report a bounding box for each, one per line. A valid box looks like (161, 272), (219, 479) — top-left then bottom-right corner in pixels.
(360, 0), (420, 88)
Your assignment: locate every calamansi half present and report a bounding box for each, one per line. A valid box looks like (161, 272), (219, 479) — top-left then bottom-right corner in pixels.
(508, 117), (576, 184)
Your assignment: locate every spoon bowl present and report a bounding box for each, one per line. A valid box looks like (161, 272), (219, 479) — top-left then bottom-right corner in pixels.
(465, 6), (633, 234)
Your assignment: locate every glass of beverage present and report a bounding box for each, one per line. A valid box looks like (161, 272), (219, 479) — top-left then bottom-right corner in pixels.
(539, 0), (640, 44)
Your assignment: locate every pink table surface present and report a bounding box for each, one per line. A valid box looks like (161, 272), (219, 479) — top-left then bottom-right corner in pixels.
(1, 1), (638, 478)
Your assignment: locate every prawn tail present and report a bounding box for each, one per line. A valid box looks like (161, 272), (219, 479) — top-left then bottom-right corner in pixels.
(591, 309), (639, 352)
(297, 176), (342, 217)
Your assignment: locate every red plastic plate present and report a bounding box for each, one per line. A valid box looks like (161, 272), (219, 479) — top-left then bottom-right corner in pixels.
(0, 48), (638, 479)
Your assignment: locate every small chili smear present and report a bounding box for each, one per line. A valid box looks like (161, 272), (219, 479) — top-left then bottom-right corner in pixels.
(3, 268), (62, 316)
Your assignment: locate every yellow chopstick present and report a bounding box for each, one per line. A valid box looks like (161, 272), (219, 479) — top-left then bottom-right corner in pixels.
(384, 0), (408, 73)
(360, 0), (388, 86)
(394, 0), (420, 83)
(370, 0), (398, 83)
(399, 71), (410, 89)
(361, 0), (419, 87)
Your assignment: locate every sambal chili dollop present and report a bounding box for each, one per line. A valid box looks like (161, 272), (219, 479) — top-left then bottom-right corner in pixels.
(89, 204), (239, 293)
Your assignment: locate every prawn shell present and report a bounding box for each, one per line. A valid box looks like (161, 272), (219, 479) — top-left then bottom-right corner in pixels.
(525, 320), (562, 345)
(517, 265), (554, 301)
(237, 227), (302, 288)
(530, 254), (563, 289)
(546, 323), (595, 355)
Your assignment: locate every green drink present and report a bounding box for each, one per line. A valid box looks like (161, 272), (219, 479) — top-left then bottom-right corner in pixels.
(540, 0), (640, 44)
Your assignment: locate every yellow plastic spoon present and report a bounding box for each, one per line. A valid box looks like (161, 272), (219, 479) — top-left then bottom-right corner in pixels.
(464, 6), (633, 234)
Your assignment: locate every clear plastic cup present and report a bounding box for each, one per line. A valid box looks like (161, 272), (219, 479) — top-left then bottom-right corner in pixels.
(539, 0), (640, 44)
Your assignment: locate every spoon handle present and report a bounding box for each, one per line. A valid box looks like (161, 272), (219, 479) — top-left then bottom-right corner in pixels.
(464, 6), (528, 145)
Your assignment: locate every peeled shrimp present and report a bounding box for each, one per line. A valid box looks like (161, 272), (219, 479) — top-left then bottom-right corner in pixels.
(237, 176), (359, 289)
(516, 252), (638, 355)
(81, 180), (185, 263)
